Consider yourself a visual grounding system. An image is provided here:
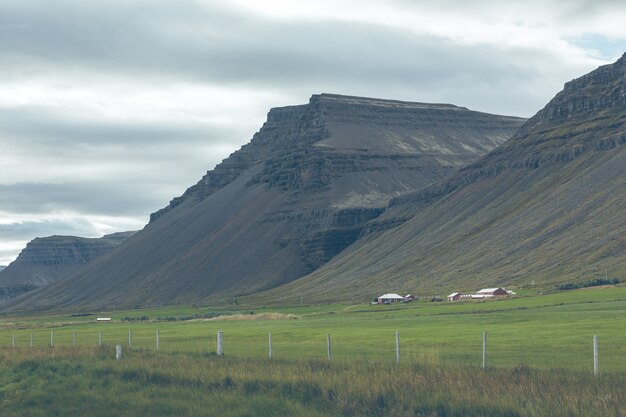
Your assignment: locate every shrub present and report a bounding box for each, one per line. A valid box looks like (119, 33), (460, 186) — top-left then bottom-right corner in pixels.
(556, 277), (621, 291)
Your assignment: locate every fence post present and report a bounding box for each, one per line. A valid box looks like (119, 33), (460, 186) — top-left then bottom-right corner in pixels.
(116, 344), (123, 360)
(268, 332), (272, 359)
(327, 334), (332, 362)
(12, 333), (15, 347)
(156, 329), (160, 351)
(50, 331), (54, 348)
(30, 333), (33, 348)
(593, 335), (599, 375)
(216, 331), (224, 356)
(73, 331), (76, 347)
(482, 331), (487, 370)
(395, 331), (400, 364)
(98, 331), (102, 347)
(128, 330), (132, 348)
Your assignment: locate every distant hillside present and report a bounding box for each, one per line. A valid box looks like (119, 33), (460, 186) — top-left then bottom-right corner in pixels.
(0, 232), (135, 302)
(6, 94), (524, 310)
(0, 266), (5, 272)
(261, 53), (626, 302)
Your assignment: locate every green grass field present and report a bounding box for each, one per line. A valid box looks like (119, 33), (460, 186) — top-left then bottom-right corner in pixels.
(1, 287), (625, 416)
(2, 286), (626, 371)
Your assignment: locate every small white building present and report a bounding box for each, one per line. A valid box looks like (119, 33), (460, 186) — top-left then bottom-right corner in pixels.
(447, 292), (462, 301)
(477, 288), (508, 296)
(377, 293), (405, 304)
(470, 294), (493, 299)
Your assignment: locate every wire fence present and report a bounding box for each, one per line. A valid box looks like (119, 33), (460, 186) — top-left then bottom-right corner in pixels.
(0, 326), (623, 374)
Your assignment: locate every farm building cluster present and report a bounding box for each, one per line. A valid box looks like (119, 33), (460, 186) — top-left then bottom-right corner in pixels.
(447, 287), (515, 301)
(372, 288), (516, 305)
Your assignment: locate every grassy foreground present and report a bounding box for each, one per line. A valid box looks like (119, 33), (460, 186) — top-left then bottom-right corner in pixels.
(2, 287), (626, 371)
(0, 347), (624, 417)
(1, 287), (626, 415)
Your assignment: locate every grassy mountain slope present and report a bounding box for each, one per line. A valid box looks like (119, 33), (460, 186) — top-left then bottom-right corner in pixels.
(5, 94), (524, 311)
(258, 54), (626, 302)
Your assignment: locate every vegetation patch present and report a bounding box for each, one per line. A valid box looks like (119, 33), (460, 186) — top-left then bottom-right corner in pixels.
(0, 349), (623, 417)
(208, 312), (298, 321)
(155, 311), (246, 321)
(556, 277), (622, 291)
(122, 315), (150, 322)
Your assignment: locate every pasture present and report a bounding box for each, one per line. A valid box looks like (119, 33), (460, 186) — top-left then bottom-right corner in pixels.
(1, 287), (625, 416)
(2, 286), (626, 371)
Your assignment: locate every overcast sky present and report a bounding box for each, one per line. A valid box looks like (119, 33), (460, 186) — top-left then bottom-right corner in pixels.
(0, 0), (625, 265)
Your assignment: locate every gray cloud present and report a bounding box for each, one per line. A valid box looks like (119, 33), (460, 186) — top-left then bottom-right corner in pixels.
(0, 2), (260, 81)
(0, 181), (167, 218)
(0, 1), (600, 116)
(0, 105), (239, 213)
(0, 218), (101, 241)
(0, 106), (234, 149)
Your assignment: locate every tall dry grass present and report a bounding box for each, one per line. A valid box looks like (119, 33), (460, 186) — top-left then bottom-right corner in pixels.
(0, 346), (624, 416)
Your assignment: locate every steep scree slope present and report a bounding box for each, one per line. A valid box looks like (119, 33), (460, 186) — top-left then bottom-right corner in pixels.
(6, 94), (524, 310)
(263, 55), (626, 302)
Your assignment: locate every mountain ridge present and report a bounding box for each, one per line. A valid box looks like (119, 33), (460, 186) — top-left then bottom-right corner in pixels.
(255, 54), (626, 302)
(4, 93), (525, 311)
(151, 93), (522, 222)
(0, 232), (135, 290)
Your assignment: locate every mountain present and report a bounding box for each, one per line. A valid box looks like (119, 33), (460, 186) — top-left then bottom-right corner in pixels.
(0, 232), (135, 301)
(6, 94), (525, 310)
(0, 266), (5, 272)
(260, 54), (626, 302)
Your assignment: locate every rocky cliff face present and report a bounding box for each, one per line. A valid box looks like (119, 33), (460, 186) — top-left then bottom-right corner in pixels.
(539, 53), (626, 122)
(149, 94), (525, 269)
(382, 53), (626, 214)
(265, 55), (626, 302)
(5, 94), (525, 310)
(0, 231), (135, 289)
(149, 101), (327, 222)
(152, 94), (523, 215)
(151, 94), (525, 272)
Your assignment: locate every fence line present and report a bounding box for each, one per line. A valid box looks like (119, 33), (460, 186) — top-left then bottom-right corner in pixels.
(0, 329), (615, 373)
(483, 331), (487, 370)
(116, 344), (123, 360)
(327, 334), (332, 362)
(216, 331), (224, 356)
(395, 331), (400, 364)
(594, 335), (599, 375)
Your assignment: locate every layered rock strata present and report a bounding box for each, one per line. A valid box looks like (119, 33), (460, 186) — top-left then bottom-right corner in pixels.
(265, 54), (626, 301)
(0, 232), (135, 290)
(6, 94), (525, 310)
